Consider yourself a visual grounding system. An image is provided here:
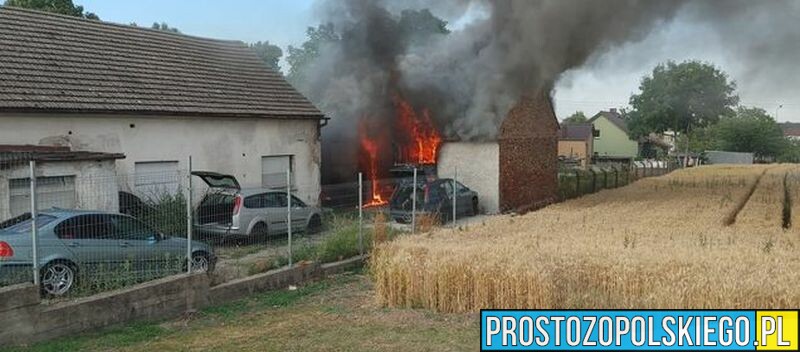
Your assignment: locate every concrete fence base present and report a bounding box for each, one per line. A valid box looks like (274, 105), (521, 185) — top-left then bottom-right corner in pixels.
(1, 255), (366, 346)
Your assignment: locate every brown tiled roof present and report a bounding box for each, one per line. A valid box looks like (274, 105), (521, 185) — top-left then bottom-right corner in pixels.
(780, 122), (800, 137)
(0, 6), (323, 119)
(558, 123), (593, 140)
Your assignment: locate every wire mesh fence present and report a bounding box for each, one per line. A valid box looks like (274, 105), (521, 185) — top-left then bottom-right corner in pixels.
(0, 155), (405, 299)
(1, 152), (679, 301)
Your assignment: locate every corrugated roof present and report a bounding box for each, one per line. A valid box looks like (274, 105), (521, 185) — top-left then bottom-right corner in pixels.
(0, 6), (324, 119)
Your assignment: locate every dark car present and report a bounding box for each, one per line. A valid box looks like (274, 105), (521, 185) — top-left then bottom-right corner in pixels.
(389, 178), (479, 223)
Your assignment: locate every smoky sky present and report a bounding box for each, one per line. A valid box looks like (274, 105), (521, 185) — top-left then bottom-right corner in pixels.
(302, 0), (798, 181)
(304, 0), (693, 142)
(556, 1), (800, 120)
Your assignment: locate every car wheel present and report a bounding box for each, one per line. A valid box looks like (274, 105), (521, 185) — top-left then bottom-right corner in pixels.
(190, 252), (213, 273)
(471, 197), (479, 216)
(41, 261), (77, 297)
(250, 222), (269, 239)
(306, 215), (322, 234)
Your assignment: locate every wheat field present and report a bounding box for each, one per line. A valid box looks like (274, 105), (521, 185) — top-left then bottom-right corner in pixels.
(371, 164), (800, 313)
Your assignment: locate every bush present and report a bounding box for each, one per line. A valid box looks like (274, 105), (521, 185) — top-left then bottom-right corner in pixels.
(139, 191), (188, 236)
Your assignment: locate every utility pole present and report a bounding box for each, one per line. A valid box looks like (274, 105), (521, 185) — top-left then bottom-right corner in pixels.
(683, 115), (694, 168)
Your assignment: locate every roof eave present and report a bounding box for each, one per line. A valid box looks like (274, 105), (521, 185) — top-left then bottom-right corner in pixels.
(0, 108), (326, 120)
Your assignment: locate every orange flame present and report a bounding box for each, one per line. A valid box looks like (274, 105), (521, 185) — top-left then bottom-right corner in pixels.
(394, 95), (442, 165)
(358, 118), (388, 207)
(356, 95), (442, 208)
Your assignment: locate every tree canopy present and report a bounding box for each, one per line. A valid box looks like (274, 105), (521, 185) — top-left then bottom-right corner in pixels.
(250, 41), (283, 73)
(286, 24), (339, 86)
(151, 22), (180, 33)
(287, 9), (449, 87)
(677, 107), (789, 161)
(714, 107), (786, 160)
(627, 60), (739, 138)
(4, 0), (97, 19)
(562, 111), (588, 124)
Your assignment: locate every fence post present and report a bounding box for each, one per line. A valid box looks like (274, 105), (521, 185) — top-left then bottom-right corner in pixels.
(614, 167), (619, 188)
(575, 169), (581, 197)
(590, 168), (596, 193)
(287, 169), (293, 267)
(411, 167), (417, 234)
(452, 167), (457, 228)
(29, 160), (39, 286)
(186, 156), (193, 274)
(358, 172), (363, 257)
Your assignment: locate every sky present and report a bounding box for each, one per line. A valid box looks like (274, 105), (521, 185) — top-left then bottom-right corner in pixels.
(76, 0), (800, 122)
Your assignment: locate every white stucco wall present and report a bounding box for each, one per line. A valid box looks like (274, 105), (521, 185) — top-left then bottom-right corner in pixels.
(0, 114), (322, 206)
(437, 142), (500, 214)
(0, 159), (119, 220)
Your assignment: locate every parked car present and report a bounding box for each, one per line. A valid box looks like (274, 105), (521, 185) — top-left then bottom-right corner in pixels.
(118, 190), (155, 218)
(192, 171), (323, 239)
(0, 209), (215, 296)
(389, 178), (479, 223)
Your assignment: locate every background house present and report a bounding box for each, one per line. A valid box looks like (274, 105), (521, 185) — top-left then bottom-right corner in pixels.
(779, 122), (800, 140)
(0, 7), (325, 206)
(0, 145), (124, 220)
(588, 109), (638, 159)
(437, 92), (559, 214)
(558, 123), (595, 167)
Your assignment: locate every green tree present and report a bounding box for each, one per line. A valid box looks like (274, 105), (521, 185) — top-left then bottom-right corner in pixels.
(249, 41), (283, 73)
(627, 60), (739, 139)
(4, 0), (98, 19)
(777, 139), (800, 163)
(151, 22), (179, 33)
(562, 111), (588, 124)
(287, 9), (448, 87)
(715, 107), (786, 160)
(286, 24), (339, 86)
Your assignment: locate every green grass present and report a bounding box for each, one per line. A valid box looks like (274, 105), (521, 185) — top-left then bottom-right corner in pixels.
(199, 278), (333, 320)
(4, 272), (475, 352)
(1, 323), (167, 352)
(2, 276), (352, 352)
(244, 214), (400, 276)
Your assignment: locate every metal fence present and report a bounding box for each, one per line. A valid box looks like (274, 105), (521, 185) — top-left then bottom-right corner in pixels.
(0, 155), (466, 300)
(558, 160), (678, 200)
(1, 154), (676, 300)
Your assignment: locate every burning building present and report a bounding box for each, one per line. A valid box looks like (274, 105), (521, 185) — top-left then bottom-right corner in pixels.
(311, 1), (689, 209)
(353, 90), (558, 215)
(437, 92), (558, 214)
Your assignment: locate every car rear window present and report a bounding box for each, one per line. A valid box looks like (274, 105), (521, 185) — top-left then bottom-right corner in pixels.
(201, 193), (234, 206)
(1, 214), (57, 234)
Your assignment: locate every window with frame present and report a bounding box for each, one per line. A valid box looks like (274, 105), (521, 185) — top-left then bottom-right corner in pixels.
(9, 176), (76, 218)
(134, 161), (180, 197)
(261, 155), (294, 189)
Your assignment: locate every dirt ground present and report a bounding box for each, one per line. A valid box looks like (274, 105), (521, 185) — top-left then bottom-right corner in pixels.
(9, 274), (477, 352)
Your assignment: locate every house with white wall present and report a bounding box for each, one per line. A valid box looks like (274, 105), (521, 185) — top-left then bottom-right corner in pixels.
(0, 146), (124, 220)
(0, 7), (325, 206)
